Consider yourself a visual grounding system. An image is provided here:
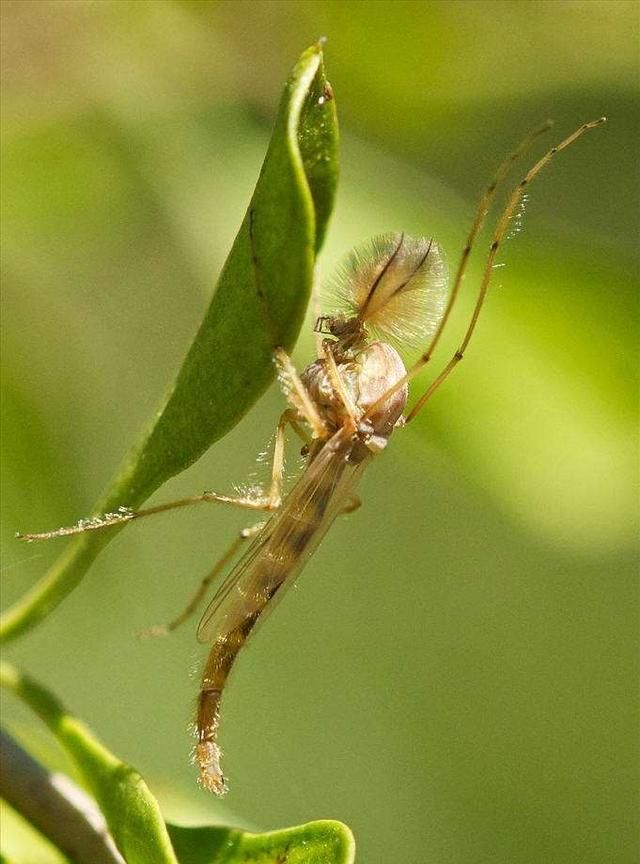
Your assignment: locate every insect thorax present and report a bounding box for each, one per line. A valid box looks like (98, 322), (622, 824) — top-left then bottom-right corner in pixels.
(301, 336), (408, 453)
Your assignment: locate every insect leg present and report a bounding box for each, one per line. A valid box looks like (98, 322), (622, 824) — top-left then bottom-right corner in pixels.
(16, 410), (299, 542)
(321, 340), (360, 425)
(358, 118), (606, 426)
(404, 118), (606, 422)
(282, 408), (311, 447)
(15, 492), (273, 542)
(264, 408), (297, 509)
(416, 120), (553, 364)
(274, 347), (328, 439)
(138, 522), (264, 639)
(359, 120), (555, 423)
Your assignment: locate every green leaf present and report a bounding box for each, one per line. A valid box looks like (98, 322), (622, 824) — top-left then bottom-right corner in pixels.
(1, 43), (338, 643)
(167, 821), (355, 864)
(1, 663), (356, 864)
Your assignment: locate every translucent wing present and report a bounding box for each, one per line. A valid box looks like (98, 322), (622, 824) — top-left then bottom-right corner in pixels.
(197, 431), (368, 645)
(327, 232), (449, 348)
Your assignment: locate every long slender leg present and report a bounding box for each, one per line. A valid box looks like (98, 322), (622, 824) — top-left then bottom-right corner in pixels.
(404, 117), (606, 421)
(274, 347), (328, 439)
(361, 117), (606, 425)
(321, 340), (360, 425)
(421, 119), (553, 364)
(359, 120), (554, 424)
(99, 408), (305, 638)
(17, 409), (296, 542)
(138, 522), (264, 639)
(263, 406), (313, 506)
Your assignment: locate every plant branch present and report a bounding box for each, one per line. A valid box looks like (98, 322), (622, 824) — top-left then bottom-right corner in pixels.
(0, 730), (124, 864)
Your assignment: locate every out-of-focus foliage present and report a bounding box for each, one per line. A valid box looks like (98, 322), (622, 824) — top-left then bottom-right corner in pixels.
(1, 2), (638, 864)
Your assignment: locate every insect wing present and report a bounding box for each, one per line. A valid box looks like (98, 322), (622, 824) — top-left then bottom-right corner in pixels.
(196, 520), (274, 644)
(196, 435), (365, 645)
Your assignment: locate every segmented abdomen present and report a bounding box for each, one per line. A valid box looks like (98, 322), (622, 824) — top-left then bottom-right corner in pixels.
(196, 431), (369, 794)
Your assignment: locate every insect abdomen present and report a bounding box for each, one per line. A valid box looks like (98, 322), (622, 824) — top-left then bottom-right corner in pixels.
(196, 506), (331, 793)
(195, 433), (365, 794)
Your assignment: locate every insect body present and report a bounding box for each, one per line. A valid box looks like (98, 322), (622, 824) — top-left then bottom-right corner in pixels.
(18, 119), (605, 794)
(195, 233), (442, 792)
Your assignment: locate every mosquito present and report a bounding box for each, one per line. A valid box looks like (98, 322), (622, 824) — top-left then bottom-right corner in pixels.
(18, 118), (606, 794)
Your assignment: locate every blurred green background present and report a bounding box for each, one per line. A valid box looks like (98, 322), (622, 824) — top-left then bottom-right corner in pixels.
(1, 1), (638, 862)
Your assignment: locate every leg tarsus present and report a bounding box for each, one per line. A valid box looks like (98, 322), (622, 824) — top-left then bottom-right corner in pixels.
(16, 506), (136, 542)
